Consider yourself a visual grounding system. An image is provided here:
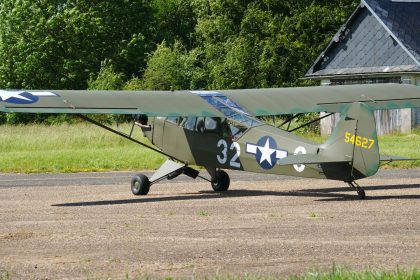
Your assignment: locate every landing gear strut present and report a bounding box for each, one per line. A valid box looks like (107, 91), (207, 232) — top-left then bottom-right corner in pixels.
(130, 160), (202, 196)
(347, 181), (366, 199)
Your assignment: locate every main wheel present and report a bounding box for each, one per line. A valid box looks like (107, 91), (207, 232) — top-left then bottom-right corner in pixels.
(211, 170), (230, 192)
(131, 174), (150, 195)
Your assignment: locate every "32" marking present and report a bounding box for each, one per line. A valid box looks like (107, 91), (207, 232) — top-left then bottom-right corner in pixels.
(217, 139), (241, 168)
(344, 132), (375, 149)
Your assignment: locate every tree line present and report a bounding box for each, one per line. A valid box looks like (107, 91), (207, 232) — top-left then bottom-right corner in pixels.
(0, 0), (358, 124)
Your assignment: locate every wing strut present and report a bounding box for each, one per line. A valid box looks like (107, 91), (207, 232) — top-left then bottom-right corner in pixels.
(77, 114), (213, 192)
(280, 113), (334, 132)
(77, 114), (184, 163)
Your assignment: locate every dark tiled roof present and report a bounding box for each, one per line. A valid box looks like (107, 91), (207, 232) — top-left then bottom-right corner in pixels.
(306, 0), (420, 78)
(365, 0), (420, 63)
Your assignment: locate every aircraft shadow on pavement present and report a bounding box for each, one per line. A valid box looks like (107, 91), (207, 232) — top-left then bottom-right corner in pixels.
(51, 183), (420, 207)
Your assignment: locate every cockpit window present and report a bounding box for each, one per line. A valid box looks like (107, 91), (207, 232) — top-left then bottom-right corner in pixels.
(196, 93), (264, 128)
(195, 117), (205, 133)
(166, 116), (178, 124)
(204, 117), (219, 134)
(179, 116), (247, 139)
(205, 118), (217, 130)
(222, 119), (247, 138)
(181, 117), (196, 130)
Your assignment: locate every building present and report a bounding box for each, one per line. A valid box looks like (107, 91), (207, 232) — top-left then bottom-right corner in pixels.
(305, 0), (420, 135)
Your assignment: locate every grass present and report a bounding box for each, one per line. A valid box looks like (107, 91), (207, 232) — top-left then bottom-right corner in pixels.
(0, 267), (419, 279)
(186, 268), (420, 280)
(197, 210), (209, 217)
(288, 268), (420, 280)
(0, 124), (419, 173)
(102, 268), (420, 279)
(378, 131), (420, 169)
(298, 129), (420, 169)
(0, 271), (9, 280)
(0, 123), (165, 173)
(309, 212), (317, 218)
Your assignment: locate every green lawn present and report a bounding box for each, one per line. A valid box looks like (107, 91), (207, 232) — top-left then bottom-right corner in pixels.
(0, 123), (166, 173)
(378, 132), (420, 168)
(0, 124), (418, 173)
(299, 130), (420, 169)
(0, 268), (418, 280)
(289, 268), (420, 280)
(231, 268), (420, 280)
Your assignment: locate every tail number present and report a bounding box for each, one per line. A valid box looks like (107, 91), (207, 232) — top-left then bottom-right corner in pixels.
(217, 139), (241, 168)
(344, 132), (375, 149)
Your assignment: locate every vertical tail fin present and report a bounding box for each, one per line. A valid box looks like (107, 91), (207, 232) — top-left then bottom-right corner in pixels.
(322, 102), (380, 181)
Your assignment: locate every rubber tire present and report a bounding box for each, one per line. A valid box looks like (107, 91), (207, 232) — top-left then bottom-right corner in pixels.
(131, 174), (150, 195)
(211, 170), (230, 192)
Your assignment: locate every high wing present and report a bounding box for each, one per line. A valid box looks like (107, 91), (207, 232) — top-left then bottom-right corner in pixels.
(0, 90), (225, 117)
(222, 84), (420, 115)
(0, 84), (419, 116)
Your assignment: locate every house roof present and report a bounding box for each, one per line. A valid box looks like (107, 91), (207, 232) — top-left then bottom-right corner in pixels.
(306, 0), (420, 79)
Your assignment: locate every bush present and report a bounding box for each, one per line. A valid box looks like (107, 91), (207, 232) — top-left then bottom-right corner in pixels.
(88, 60), (125, 90)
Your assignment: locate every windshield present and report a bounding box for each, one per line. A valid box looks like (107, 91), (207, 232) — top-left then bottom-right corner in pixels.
(195, 92), (263, 128)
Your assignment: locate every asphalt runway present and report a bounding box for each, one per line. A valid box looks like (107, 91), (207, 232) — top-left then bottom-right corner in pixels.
(0, 169), (419, 279)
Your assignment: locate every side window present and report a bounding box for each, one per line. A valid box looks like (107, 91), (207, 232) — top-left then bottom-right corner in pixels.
(204, 117), (219, 135)
(221, 119), (247, 139)
(182, 117), (196, 131)
(195, 117), (205, 133)
(177, 117), (185, 125)
(220, 119), (231, 137)
(166, 116), (178, 124)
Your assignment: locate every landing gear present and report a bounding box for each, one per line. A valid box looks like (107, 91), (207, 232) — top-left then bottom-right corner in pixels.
(211, 170), (230, 192)
(347, 181), (366, 199)
(130, 160), (201, 196)
(130, 163), (229, 196)
(131, 174), (150, 195)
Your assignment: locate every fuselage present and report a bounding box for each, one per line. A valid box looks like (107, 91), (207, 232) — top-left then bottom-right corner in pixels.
(142, 116), (360, 181)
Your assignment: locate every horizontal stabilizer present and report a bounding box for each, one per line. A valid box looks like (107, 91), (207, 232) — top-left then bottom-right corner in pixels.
(277, 153), (351, 166)
(380, 155), (420, 162)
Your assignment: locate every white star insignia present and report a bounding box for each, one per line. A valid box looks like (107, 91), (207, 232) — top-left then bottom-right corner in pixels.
(246, 137), (288, 169)
(0, 90), (31, 102)
(258, 138), (275, 165)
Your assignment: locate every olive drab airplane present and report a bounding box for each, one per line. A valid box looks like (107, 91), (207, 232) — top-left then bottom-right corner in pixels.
(1, 84), (419, 199)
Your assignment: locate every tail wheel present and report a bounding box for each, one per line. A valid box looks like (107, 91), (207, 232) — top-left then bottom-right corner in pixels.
(211, 170), (230, 192)
(131, 174), (150, 195)
(357, 189), (366, 199)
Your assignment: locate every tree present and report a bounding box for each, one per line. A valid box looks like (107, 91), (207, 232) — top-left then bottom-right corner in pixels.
(88, 60), (125, 90)
(0, 0), (360, 126)
(187, 0), (358, 89)
(151, 0), (197, 49)
(0, 0), (154, 90)
(140, 41), (196, 90)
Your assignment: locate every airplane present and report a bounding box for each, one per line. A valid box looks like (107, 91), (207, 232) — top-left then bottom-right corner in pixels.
(0, 83), (419, 199)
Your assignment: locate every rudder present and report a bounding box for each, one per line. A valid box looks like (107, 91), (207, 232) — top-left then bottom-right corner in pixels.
(321, 102), (380, 181)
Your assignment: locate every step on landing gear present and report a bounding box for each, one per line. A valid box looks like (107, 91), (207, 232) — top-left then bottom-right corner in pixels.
(130, 159), (200, 196)
(347, 181), (366, 199)
(130, 161), (232, 196)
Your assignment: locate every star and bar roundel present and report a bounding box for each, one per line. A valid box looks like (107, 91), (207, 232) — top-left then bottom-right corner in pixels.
(0, 90), (58, 104)
(246, 136), (288, 170)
